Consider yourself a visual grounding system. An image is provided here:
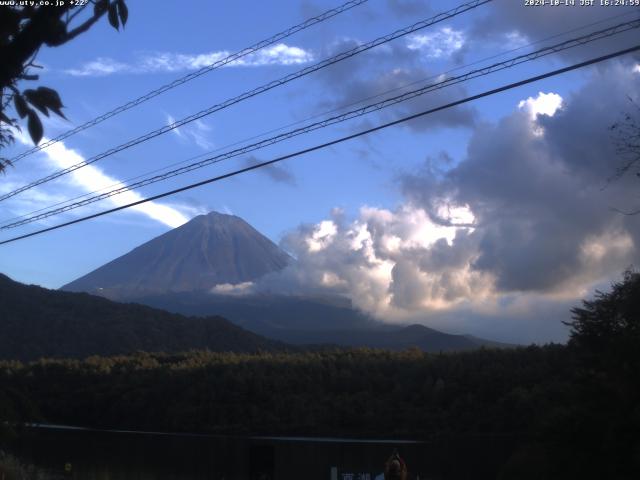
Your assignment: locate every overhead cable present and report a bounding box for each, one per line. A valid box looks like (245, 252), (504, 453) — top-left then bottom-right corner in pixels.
(2, 19), (638, 230)
(3, 7), (634, 228)
(1, 43), (637, 246)
(8, 0), (371, 164)
(0, 0), (492, 202)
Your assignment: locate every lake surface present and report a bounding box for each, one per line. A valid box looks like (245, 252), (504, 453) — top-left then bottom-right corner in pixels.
(7, 426), (518, 479)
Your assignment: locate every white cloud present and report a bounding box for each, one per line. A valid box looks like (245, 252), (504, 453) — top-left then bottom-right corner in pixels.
(13, 132), (191, 229)
(504, 30), (528, 49)
(518, 91), (563, 136)
(65, 57), (130, 76)
(518, 91), (563, 120)
(252, 204), (483, 320)
(65, 44), (314, 77)
(306, 220), (338, 252)
(211, 281), (254, 295)
(231, 44), (313, 67)
(406, 27), (465, 58)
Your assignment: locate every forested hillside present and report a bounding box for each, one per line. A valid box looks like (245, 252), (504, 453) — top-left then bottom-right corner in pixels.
(0, 274), (285, 360)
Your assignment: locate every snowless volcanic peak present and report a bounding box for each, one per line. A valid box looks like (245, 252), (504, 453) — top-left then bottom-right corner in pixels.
(62, 211), (290, 297)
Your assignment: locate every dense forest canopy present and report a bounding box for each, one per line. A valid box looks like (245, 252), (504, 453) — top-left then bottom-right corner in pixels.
(0, 273), (286, 360)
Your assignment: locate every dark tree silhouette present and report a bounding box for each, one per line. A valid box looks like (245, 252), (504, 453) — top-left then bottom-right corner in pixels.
(565, 269), (640, 358)
(610, 98), (640, 213)
(0, 0), (128, 172)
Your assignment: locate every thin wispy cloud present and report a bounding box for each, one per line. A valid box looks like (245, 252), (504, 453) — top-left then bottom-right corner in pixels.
(65, 57), (129, 77)
(166, 114), (214, 151)
(504, 30), (528, 49)
(65, 44), (314, 77)
(0, 178), (71, 222)
(11, 132), (192, 229)
(243, 155), (296, 186)
(406, 27), (465, 58)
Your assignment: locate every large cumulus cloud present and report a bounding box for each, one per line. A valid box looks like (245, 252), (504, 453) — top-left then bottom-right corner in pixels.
(250, 203), (489, 321)
(222, 61), (639, 343)
(406, 62), (640, 295)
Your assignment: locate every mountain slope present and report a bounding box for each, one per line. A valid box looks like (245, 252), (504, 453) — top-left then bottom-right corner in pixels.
(0, 274), (286, 361)
(131, 291), (514, 352)
(134, 291), (383, 332)
(62, 211), (290, 297)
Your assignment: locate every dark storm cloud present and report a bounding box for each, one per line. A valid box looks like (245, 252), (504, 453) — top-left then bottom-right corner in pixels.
(540, 63), (640, 182)
(402, 61), (640, 293)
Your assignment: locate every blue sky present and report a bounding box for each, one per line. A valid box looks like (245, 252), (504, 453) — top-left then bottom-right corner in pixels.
(1, 0), (639, 342)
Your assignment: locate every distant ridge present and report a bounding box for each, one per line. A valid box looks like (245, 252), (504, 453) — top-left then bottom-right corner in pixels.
(62, 211), (290, 298)
(135, 291), (516, 352)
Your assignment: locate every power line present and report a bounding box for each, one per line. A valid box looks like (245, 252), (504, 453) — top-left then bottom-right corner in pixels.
(8, 0), (370, 164)
(313, 9), (640, 122)
(4, 20), (637, 229)
(0, 0), (493, 203)
(1, 43), (637, 246)
(3, 8), (634, 228)
(3, 19), (637, 230)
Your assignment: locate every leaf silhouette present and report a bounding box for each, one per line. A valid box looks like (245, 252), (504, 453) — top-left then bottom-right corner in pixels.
(14, 94), (29, 119)
(24, 89), (50, 117)
(108, 3), (119, 30)
(35, 87), (66, 119)
(27, 110), (43, 145)
(117, 0), (128, 27)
